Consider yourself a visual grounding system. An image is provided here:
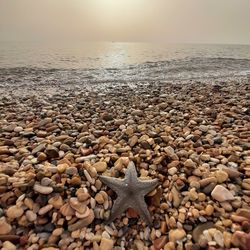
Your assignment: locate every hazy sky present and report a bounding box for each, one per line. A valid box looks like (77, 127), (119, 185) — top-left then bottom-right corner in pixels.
(0, 0), (249, 44)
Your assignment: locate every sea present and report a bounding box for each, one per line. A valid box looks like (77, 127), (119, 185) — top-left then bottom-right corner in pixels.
(0, 42), (250, 85)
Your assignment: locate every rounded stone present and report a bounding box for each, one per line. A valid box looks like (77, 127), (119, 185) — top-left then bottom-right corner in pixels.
(68, 209), (94, 231)
(2, 241), (16, 250)
(34, 183), (53, 195)
(0, 217), (12, 235)
(26, 210), (37, 222)
(169, 229), (186, 242)
(214, 170), (228, 183)
(6, 205), (24, 219)
(168, 167), (178, 175)
(95, 193), (105, 204)
(99, 237), (114, 250)
(211, 185), (234, 202)
(205, 204), (214, 216)
(93, 162), (107, 172)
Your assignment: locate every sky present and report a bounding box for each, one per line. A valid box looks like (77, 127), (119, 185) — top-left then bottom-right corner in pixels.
(0, 0), (249, 44)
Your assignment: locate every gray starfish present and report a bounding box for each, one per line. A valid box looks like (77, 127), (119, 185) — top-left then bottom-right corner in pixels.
(99, 161), (159, 225)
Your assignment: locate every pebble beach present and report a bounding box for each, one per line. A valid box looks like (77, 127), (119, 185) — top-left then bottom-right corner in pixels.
(0, 77), (250, 250)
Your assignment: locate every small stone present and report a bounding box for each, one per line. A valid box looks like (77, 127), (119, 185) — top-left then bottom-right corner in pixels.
(236, 208), (250, 221)
(134, 239), (145, 250)
(57, 163), (68, 173)
(171, 186), (181, 208)
(192, 222), (214, 243)
(164, 242), (175, 250)
(242, 179), (250, 190)
(26, 210), (37, 222)
(75, 207), (90, 219)
(214, 230), (224, 247)
(41, 177), (53, 186)
(99, 237), (114, 250)
(93, 162), (107, 172)
(95, 193), (105, 204)
(199, 125), (208, 132)
(205, 205), (214, 216)
(153, 236), (167, 250)
(77, 192), (90, 202)
(52, 228), (63, 236)
(32, 144), (46, 155)
(0, 217), (12, 235)
(214, 170), (228, 183)
(14, 126), (23, 133)
(184, 159), (196, 168)
(45, 145), (59, 158)
(189, 188), (198, 201)
(65, 167), (78, 176)
(232, 231), (250, 250)
(37, 152), (47, 162)
(127, 208), (139, 218)
(211, 185), (234, 202)
(0, 146), (10, 155)
(69, 197), (86, 214)
(131, 110), (143, 116)
(199, 177), (217, 187)
(168, 167), (177, 175)
(102, 112), (113, 121)
(2, 241), (16, 250)
(38, 204), (53, 215)
(70, 176), (81, 186)
(34, 183), (53, 194)
(48, 195), (63, 209)
(129, 135), (138, 147)
(169, 229), (186, 242)
(6, 205), (24, 219)
(68, 209), (94, 231)
(60, 203), (75, 217)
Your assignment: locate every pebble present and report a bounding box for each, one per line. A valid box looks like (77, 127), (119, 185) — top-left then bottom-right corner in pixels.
(211, 185), (234, 202)
(93, 162), (107, 172)
(34, 183), (53, 194)
(38, 204), (53, 215)
(99, 237), (114, 250)
(26, 210), (37, 222)
(152, 235), (166, 250)
(45, 145), (59, 158)
(48, 195), (63, 209)
(168, 167), (178, 175)
(2, 241), (17, 250)
(232, 231), (250, 250)
(95, 193), (105, 204)
(169, 229), (186, 242)
(214, 170), (228, 183)
(6, 205), (24, 219)
(0, 217), (12, 235)
(192, 222), (214, 243)
(65, 167), (78, 176)
(68, 209), (94, 231)
(205, 204), (214, 216)
(184, 159), (196, 168)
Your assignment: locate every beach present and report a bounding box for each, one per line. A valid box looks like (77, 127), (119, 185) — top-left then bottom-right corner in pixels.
(0, 75), (249, 249)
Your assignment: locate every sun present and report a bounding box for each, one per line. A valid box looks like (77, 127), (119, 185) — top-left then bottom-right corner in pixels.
(83, 0), (154, 35)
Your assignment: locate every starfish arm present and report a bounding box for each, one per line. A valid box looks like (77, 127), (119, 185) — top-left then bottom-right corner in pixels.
(106, 196), (129, 224)
(125, 161), (138, 183)
(99, 175), (125, 194)
(137, 179), (159, 195)
(133, 196), (153, 226)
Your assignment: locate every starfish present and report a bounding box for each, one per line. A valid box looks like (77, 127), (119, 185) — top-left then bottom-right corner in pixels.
(99, 161), (159, 225)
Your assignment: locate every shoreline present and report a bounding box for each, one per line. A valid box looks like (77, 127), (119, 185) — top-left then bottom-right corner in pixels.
(0, 79), (250, 249)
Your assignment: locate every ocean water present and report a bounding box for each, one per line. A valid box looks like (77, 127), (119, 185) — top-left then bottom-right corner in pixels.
(0, 42), (250, 84)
